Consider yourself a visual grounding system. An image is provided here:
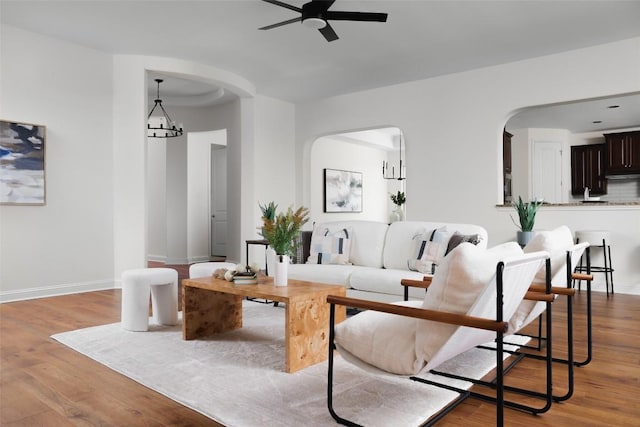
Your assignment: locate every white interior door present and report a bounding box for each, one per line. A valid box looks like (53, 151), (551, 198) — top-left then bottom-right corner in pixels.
(211, 147), (227, 257)
(532, 141), (563, 203)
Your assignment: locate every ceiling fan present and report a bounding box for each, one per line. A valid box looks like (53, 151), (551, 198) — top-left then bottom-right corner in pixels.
(259, 0), (388, 42)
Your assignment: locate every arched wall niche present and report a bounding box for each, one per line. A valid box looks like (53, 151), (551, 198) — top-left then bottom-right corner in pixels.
(502, 92), (640, 205)
(305, 125), (407, 225)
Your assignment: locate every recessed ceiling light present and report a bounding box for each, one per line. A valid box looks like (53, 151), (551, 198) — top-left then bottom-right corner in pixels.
(607, 105), (620, 109)
(592, 120), (602, 124)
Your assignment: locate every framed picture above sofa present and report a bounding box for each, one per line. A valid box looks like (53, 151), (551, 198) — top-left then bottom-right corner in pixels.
(323, 168), (362, 213)
(0, 120), (46, 205)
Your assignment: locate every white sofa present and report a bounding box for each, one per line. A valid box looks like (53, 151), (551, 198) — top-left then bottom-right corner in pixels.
(272, 220), (488, 302)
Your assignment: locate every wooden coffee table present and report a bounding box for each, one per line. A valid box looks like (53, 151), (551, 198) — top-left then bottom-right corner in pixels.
(181, 276), (347, 373)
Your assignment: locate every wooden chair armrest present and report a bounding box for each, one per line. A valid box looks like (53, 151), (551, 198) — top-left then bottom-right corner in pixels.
(400, 277), (432, 290)
(528, 284), (576, 296)
(572, 272), (593, 281)
(524, 291), (555, 302)
(326, 295), (507, 333)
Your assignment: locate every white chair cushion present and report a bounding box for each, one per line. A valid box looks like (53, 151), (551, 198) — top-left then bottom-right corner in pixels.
(334, 300), (423, 375)
(416, 242), (523, 363)
(509, 225), (575, 332)
(523, 225), (574, 284)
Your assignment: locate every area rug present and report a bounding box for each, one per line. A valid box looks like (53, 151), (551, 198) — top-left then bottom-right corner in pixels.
(52, 301), (525, 426)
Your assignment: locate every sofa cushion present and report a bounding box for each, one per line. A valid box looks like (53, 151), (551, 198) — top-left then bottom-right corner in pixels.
(416, 242), (523, 363)
(307, 227), (352, 265)
(287, 263), (356, 287)
(383, 221), (488, 270)
(307, 221), (388, 268)
(407, 227), (452, 274)
(349, 266), (427, 299)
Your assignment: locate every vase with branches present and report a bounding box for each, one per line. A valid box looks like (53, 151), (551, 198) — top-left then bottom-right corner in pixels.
(260, 204), (309, 286)
(389, 191), (406, 222)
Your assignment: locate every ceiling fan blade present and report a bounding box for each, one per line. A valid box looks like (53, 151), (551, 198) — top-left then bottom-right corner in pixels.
(259, 17), (302, 30)
(318, 23), (339, 42)
(312, 0), (336, 10)
(261, 0), (301, 13)
(325, 11), (388, 22)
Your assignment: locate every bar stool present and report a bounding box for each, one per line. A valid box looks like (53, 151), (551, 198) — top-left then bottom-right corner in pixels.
(574, 230), (614, 297)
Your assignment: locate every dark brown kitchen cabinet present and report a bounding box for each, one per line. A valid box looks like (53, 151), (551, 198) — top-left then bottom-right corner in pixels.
(605, 130), (640, 174)
(571, 144), (607, 195)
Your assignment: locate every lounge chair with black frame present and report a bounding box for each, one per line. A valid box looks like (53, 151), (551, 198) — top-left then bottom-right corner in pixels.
(420, 227), (591, 407)
(403, 228), (594, 370)
(327, 242), (549, 427)
(502, 227), (593, 402)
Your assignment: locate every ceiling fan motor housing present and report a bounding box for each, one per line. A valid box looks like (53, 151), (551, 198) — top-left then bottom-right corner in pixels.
(302, 2), (328, 28)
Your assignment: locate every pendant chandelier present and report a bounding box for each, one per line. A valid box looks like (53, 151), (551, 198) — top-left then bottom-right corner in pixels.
(382, 130), (406, 180)
(147, 78), (184, 138)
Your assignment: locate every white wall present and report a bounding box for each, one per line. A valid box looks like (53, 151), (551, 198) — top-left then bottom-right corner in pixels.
(2, 25), (638, 300)
(249, 95), (296, 267)
(310, 137), (389, 224)
(146, 138), (167, 260)
(0, 26), (114, 301)
(1, 26), (262, 299)
(295, 37), (640, 294)
(187, 129), (226, 263)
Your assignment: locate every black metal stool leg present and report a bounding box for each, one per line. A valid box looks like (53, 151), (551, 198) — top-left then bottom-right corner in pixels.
(607, 244), (614, 295)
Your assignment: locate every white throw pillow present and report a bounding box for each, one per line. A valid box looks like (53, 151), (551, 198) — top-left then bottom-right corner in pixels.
(407, 227), (452, 274)
(416, 242), (523, 363)
(307, 227), (353, 265)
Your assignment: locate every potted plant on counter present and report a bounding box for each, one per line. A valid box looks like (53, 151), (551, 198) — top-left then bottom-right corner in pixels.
(512, 196), (542, 246)
(260, 205), (309, 286)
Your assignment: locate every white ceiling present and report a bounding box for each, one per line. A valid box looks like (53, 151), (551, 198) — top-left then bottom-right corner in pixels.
(506, 93), (640, 134)
(3, 0), (640, 131)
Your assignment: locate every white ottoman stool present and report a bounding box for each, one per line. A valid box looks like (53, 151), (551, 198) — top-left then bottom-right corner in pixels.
(189, 262), (238, 279)
(121, 268), (178, 331)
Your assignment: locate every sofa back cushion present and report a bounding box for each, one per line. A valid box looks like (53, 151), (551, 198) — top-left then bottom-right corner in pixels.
(307, 221), (389, 268)
(383, 221), (488, 270)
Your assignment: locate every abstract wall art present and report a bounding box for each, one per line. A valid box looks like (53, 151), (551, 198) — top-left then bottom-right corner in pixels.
(323, 168), (362, 213)
(0, 120), (46, 205)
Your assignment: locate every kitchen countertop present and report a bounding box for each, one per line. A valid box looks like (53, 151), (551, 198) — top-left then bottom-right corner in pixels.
(497, 201), (640, 207)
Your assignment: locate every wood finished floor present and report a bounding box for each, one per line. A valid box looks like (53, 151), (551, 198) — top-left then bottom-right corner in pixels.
(1, 284), (639, 426)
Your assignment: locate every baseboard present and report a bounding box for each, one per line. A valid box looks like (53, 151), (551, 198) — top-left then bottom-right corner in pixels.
(147, 254), (167, 263)
(0, 279), (116, 303)
(148, 255), (220, 265)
